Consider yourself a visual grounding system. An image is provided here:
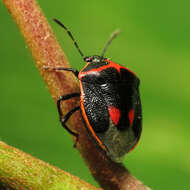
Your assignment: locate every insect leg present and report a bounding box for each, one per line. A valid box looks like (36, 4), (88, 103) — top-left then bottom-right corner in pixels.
(57, 93), (80, 116)
(57, 93), (80, 147)
(54, 67), (79, 78)
(44, 66), (79, 78)
(60, 106), (80, 147)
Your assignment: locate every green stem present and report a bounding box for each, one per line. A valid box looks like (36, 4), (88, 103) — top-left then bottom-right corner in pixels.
(0, 141), (100, 190)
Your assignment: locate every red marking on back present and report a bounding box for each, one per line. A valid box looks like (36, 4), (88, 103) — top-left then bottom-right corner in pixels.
(108, 106), (121, 126)
(128, 109), (134, 126)
(106, 59), (136, 76)
(79, 59), (136, 80)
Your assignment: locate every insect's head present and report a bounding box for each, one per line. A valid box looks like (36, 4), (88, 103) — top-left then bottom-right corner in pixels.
(84, 55), (106, 64)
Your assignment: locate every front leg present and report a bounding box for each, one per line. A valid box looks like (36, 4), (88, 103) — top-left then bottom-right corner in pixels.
(44, 66), (79, 78)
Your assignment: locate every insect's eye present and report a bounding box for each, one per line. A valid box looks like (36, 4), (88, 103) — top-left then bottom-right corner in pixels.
(84, 56), (93, 62)
(84, 56), (90, 62)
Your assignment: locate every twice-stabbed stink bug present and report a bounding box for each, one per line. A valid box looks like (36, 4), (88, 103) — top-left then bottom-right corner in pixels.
(51, 19), (142, 162)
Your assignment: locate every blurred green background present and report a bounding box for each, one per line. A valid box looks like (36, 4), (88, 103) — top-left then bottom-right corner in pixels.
(1, 0), (190, 189)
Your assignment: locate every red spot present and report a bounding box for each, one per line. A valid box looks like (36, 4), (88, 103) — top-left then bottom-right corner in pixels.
(108, 106), (121, 126)
(128, 109), (135, 126)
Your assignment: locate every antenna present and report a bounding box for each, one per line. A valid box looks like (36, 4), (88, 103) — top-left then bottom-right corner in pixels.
(101, 29), (120, 57)
(53, 18), (85, 59)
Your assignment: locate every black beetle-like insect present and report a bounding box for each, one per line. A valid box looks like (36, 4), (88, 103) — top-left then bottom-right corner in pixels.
(51, 19), (142, 162)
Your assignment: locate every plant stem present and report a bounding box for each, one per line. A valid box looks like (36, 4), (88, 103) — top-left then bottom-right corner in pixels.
(0, 141), (100, 190)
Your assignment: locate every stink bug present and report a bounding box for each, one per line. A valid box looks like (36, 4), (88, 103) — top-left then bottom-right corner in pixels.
(52, 19), (142, 162)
